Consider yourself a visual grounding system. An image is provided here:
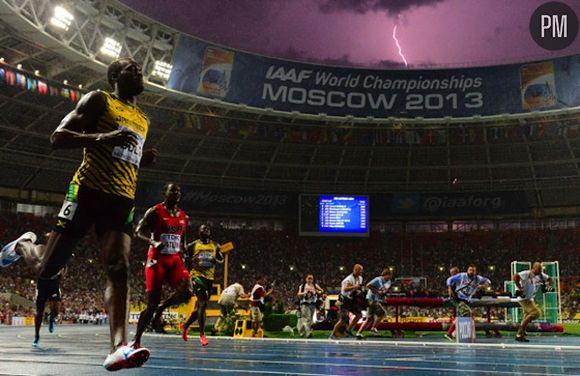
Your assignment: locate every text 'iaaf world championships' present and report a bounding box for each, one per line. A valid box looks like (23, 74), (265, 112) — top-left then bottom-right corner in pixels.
(261, 66), (485, 111)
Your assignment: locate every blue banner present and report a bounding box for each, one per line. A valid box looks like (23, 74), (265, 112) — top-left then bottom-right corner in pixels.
(168, 35), (580, 119)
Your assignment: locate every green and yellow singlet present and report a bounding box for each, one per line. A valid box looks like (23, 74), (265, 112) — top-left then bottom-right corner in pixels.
(71, 91), (149, 199)
(190, 240), (220, 281)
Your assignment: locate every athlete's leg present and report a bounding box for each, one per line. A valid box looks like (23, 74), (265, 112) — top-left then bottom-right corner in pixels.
(48, 299), (59, 333)
(197, 294), (209, 337)
(33, 299), (46, 346)
(152, 278), (192, 329)
(134, 291), (161, 345)
(37, 232), (79, 278)
(100, 231), (131, 352)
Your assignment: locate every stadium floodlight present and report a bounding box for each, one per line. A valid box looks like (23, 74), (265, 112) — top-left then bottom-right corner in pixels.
(100, 37), (122, 59)
(50, 6), (74, 31)
(151, 60), (173, 80)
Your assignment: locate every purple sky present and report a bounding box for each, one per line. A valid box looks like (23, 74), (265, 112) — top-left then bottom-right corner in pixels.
(120, 0), (580, 68)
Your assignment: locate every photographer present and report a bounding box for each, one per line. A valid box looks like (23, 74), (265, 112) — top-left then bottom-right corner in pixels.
(513, 261), (553, 342)
(250, 276), (274, 336)
(329, 264), (364, 339)
(356, 268), (392, 339)
(296, 274), (324, 338)
(214, 282), (250, 333)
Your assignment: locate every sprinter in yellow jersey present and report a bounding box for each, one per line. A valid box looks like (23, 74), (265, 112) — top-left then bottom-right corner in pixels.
(8, 58), (157, 371)
(180, 224), (224, 346)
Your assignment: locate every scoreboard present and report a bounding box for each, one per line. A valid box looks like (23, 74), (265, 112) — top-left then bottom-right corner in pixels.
(300, 194), (369, 237)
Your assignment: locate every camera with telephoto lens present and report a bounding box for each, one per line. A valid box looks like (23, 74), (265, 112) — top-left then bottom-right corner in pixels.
(304, 291), (314, 300)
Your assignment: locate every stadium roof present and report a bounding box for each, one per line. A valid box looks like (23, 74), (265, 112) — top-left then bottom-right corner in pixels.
(0, 0), (579, 212)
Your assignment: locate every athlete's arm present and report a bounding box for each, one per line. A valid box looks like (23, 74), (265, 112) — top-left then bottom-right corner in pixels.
(180, 215), (188, 253)
(214, 244), (224, 264)
(50, 90), (138, 149)
(134, 207), (163, 249)
(140, 148), (158, 167)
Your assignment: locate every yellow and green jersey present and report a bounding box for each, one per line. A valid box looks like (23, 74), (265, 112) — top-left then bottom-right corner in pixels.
(71, 91), (149, 199)
(190, 239), (220, 280)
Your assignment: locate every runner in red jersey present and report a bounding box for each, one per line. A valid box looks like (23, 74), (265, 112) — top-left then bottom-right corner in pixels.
(131, 183), (192, 348)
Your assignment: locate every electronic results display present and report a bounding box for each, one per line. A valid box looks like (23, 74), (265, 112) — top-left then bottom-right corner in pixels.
(299, 194), (369, 237)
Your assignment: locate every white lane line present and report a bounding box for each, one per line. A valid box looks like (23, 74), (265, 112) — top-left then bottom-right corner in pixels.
(143, 333), (580, 350)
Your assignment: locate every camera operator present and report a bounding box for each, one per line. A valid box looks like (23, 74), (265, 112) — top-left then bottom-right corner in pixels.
(513, 260), (553, 342)
(297, 274), (324, 338)
(250, 275), (273, 336)
(329, 264), (364, 339)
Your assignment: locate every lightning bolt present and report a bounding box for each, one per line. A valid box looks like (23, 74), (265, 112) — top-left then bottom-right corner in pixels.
(392, 21), (408, 67)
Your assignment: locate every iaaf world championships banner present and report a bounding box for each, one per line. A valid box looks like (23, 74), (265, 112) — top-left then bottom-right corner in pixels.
(168, 35), (580, 119)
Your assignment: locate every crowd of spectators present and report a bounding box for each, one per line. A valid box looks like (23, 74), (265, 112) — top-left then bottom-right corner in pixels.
(1, 211), (578, 324)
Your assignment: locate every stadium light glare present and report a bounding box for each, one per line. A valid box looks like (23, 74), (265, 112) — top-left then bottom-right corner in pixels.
(99, 37), (122, 59)
(50, 6), (74, 31)
(339, 266), (345, 272)
(16, 64), (22, 70)
(241, 264), (247, 270)
(289, 265), (295, 271)
(151, 60), (173, 80)
(63, 80), (68, 85)
(34, 70), (40, 76)
(0, 57), (4, 63)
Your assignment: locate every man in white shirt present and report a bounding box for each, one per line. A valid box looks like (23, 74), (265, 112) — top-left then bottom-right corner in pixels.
(214, 283), (250, 332)
(513, 261), (553, 342)
(330, 264), (364, 339)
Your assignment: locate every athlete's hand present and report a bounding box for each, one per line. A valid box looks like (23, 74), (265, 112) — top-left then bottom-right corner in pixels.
(152, 240), (165, 251)
(97, 128), (139, 147)
(141, 148), (158, 167)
